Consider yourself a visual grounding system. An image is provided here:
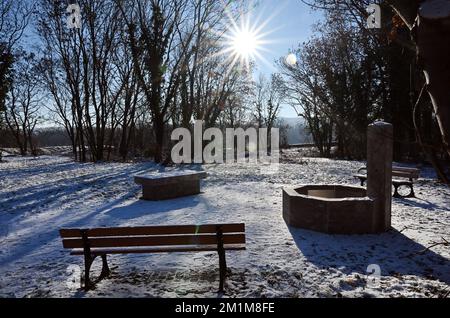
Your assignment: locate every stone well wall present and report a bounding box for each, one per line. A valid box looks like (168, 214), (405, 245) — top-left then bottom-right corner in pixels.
(283, 185), (376, 235)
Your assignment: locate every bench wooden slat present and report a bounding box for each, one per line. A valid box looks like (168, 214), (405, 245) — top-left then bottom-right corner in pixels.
(62, 233), (246, 249)
(59, 223), (246, 292)
(60, 223), (245, 238)
(69, 245), (246, 256)
(358, 166), (420, 179)
(392, 171), (419, 179)
(355, 172), (419, 180)
(392, 180), (413, 185)
(392, 166), (420, 173)
(355, 173), (418, 180)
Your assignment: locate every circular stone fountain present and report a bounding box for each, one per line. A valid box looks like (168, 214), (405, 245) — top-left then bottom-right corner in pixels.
(283, 122), (394, 235)
(283, 185), (375, 234)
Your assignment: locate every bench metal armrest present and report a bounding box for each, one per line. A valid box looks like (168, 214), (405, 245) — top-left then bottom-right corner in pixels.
(357, 167), (367, 174)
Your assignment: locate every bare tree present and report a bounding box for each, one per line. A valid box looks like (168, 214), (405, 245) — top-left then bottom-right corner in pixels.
(194, 58), (251, 129)
(117, 0), (250, 161)
(38, 0), (131, 162)
(300, 0), (450, 179)
(175, 0), (247, 129)
(35, 0), (254, 163)
(253, 73), (283, 132)
(4, 52), (42, 155)
(278, 52), (334, 157)
(38, 0), (88, 161)
(0, 0), (33, 51)
(114, 30), (142, 161)
(278, 14), (383, 159)
(384, 0), (450, 162)
(0, 0), (33, 160)
(39, 51), (78, 159)
(116, 0), (195, 162)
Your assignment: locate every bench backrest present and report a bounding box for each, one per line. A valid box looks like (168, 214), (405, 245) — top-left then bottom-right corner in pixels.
(392, 167), (420, 179)
(60, 224), (245, 250)
(358, 166), (420, 179)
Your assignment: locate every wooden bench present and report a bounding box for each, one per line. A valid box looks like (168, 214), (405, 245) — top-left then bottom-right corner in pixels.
(354, 166), (420, 198)
(134, 171), (207, 201)
(59, 223), (245, 292)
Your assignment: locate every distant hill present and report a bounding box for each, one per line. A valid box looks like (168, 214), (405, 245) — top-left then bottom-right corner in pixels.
(278, 117), (313, 145)
(31, 121), (312, 148)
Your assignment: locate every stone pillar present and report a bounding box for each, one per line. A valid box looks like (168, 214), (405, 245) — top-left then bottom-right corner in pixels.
(367, 122), (393, 233)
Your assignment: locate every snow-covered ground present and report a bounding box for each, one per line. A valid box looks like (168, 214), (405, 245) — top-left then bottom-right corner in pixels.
(0, 153), (449, 298)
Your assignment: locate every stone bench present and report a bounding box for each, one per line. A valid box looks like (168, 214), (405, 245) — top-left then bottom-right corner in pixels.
(134, 171), (207, 201)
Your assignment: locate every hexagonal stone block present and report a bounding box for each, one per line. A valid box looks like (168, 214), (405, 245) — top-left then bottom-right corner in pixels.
(283, 185), (376, 234)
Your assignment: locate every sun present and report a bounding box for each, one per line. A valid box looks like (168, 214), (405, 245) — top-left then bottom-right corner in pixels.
(206, 3), (280, 76)
(222, 19), (266, 72)
(231, 28), (259, 60)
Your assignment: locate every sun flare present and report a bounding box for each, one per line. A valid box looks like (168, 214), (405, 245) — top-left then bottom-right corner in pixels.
(221, 19), (266, 72)
(206, 3), (280, 77)
(232, 29), (259, 60)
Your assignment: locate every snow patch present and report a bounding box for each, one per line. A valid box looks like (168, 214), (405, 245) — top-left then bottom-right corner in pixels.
(0, 155), (449, 298)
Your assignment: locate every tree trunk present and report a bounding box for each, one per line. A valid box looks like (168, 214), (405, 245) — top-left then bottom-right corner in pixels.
(153, 116), (165, 163)
(417, 0), (450, 158)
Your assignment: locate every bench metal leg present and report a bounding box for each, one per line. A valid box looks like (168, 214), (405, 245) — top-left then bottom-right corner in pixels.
(358, 177), (366, 187)
(83, 254), (111, 290)
(393, 185), (401, 198)
(81, 231), (111, 291)
(100, 254), (111, 279)
(81, 230), (94, 291)
(218, 249), (227, 293)
(216, 226), (227, 293)
(407, 185), (416, 198)
(393, 183), (416, 199)
(84, 255), (94, 291)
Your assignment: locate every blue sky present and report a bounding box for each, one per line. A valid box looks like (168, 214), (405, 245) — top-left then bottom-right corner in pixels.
(27, 0), (323, 121)
(250, 0), (323, 117)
